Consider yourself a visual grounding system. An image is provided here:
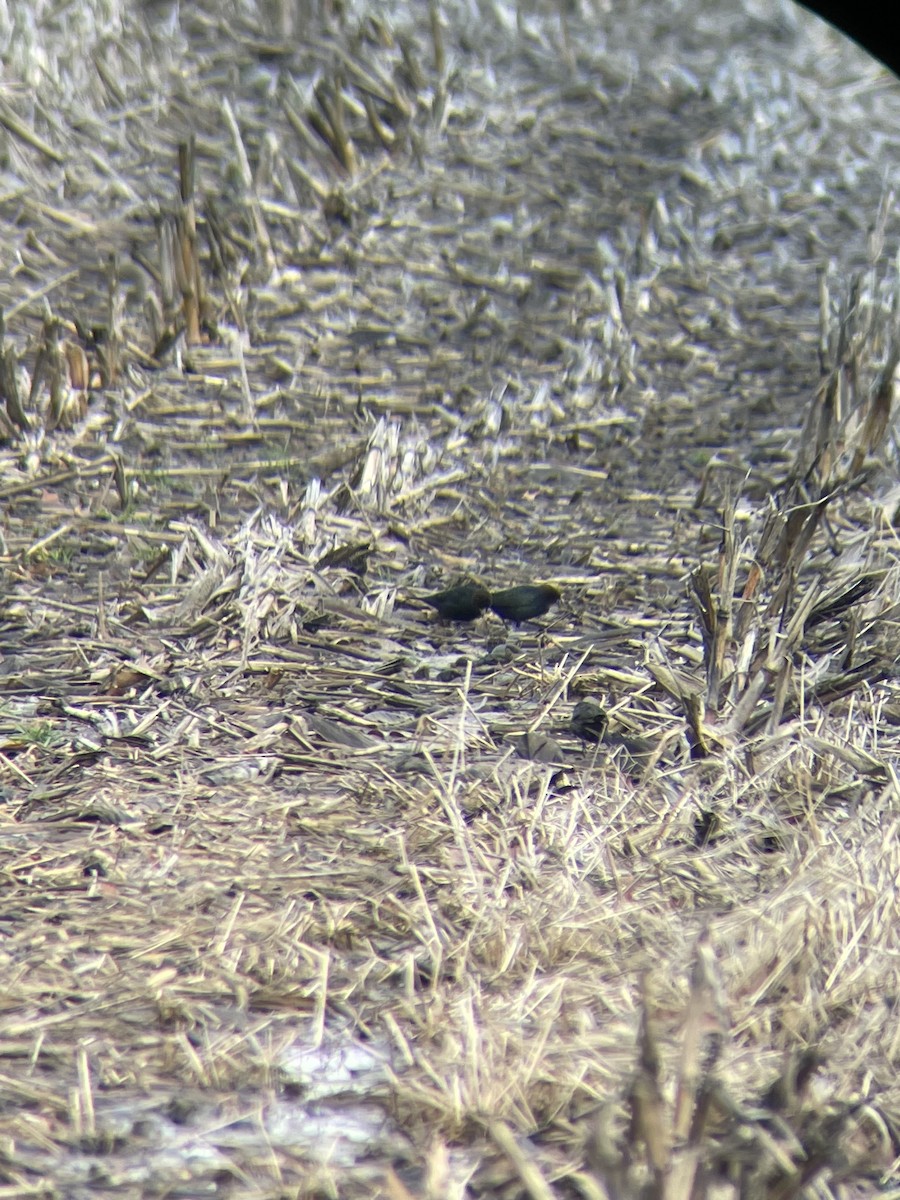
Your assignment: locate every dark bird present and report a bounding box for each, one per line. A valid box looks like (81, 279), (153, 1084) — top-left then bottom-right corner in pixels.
(570, 700), (656, 772)
(694, 808), (723, 847)
(509, 730), (566, 763)
(422, 582), (491, 622)
(490, 583), (560, 624)
(570, 700), (608, 746)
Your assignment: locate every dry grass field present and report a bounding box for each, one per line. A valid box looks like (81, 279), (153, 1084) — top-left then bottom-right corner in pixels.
(1, 0), (900, 1195)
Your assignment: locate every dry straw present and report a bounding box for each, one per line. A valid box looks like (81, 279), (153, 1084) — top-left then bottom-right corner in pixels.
(0, 0), (899, 1195)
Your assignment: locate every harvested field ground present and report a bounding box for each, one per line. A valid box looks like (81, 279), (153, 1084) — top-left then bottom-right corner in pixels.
(1, 0), (900, 1196)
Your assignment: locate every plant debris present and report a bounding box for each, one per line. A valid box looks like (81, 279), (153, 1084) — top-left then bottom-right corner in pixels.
(0, 0), (899, 1195)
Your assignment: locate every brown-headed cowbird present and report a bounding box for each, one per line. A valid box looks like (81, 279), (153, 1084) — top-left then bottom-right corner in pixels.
(570, 700), (656, 772)
(490, 583), (560, 623)
(423, 582), (491, 622)
(510, 731), (566, 763)
(694, 808), (723, 847)
(570, 700), (608, 745)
